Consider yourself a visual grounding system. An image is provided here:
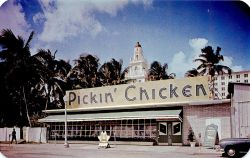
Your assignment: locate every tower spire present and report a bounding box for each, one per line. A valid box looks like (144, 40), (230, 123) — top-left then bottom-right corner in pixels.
(125, 42), (148, 83)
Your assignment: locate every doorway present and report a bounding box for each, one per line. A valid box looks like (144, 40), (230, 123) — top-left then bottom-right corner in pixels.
(158, 122), (182, 145)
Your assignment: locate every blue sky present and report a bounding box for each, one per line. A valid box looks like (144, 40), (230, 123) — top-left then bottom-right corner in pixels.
(0, 0), (250, 77)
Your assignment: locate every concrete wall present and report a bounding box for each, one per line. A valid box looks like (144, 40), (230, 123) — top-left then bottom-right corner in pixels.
(232, 84), (250, 138)
(25, 127), (47, 143)
(0, 127), (47, 143)
(183, 103), (231, 145)
(0, 127), (20, 142)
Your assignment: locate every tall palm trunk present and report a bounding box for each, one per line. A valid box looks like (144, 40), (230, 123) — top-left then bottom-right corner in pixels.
(208, 75), (215, 99)
(45, 94), (49, 111)
(22, 86), (32, 127)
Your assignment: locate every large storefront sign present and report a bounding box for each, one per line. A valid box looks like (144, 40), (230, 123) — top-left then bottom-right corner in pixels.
(66, 76), (210, 109)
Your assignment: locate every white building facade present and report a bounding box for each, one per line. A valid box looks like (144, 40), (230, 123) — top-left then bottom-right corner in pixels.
(230, 83), (250, 138)
(125, 42), (148, 83)
(214, 70), (250, 99)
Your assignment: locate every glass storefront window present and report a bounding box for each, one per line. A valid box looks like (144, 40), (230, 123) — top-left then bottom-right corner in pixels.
(49, 119), (157, 140)
(139, 125), (144, 130)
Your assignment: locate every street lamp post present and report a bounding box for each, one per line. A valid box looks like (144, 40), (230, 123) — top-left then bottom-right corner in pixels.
(63, 96), (69, 148)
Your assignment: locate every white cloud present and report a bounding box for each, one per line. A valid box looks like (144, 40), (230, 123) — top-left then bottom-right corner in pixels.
(169, 51), (190, 77)
(0, 0), (30, 36)
(0, 0), (7, 7)
(89, 1), (129, 16)
(169, 38), (242, 78)
(131, 0), (153, 9)
(221, 56), (233, 67)
(169, 38), (208, 77)
(33, 12), (45, 24)
(37, 0), (120, 42)
(231, 66), (243, 72)
(188, 38), (208, 68)
(221, 56), (243, 72)
(189, 38), (208, 54)
(37, 0), (153, 43)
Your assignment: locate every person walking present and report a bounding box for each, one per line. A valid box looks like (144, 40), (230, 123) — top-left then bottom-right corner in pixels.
(11, 128), (17, 144)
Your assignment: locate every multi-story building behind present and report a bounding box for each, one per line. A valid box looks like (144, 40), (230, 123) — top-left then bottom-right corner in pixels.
(214, 70), (250, 99)
(125, 42), (148, 83)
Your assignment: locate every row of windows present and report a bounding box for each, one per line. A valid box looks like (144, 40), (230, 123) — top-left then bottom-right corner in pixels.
(215, 93), (226, 97)
(48, 120), (158, 140)
(215, 87), (228, 92)
(215, 74), (249, 80)
(215, 80), (248, 87)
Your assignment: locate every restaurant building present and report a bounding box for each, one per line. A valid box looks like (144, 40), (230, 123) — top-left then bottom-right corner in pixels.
(39, 76), (231, 145)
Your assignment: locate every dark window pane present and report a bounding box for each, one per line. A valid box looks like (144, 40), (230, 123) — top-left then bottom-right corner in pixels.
(160, 124), (167, 134)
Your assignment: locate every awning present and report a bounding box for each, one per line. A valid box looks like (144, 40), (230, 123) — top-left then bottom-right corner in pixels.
(39, 110), (182, 123)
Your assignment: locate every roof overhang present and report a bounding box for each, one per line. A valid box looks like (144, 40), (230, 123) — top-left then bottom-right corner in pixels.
(39, 110), (182, 123)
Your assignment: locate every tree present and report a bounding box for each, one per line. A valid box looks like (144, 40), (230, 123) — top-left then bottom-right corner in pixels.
(148, 61), (175, 81)
(98, 58), (127, 86)
(194, 46), (232, 98)
(68, 54), (100, 89)
(185, 68), (199, 77)
(194, 46), (232, 76)
(0, 29), (37, 126)
(33, 49), (71, 110)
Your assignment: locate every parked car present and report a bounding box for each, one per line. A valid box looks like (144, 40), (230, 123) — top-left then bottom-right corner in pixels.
(219, 138), (250, 157)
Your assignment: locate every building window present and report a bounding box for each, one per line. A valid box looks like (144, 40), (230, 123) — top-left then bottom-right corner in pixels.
(237, 80), (240, 83)
(222, 93), (225, 96)
(236, 74), (240, 78)
(244, 74), (248, 78)
(222, 87), (225, 91)
(228, 75), (232, 79)
(221, 82), (225, 85)
(214, 77), (217, 80)
(244, 80), (248, 83)
(172, 122), (181, 135)
(48, 120), (158, 141)
(221, 76), (225, 80)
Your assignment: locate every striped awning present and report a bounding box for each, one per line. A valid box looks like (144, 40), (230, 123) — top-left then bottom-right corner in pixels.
(39, 110), (182, 123)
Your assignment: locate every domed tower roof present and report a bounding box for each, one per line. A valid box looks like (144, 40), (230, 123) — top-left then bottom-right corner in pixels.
(135, 42), (141, 47)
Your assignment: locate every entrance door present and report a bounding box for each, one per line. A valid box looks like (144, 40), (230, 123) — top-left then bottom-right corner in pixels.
(172, 122), (182, 143)
(158, 122), (182, 145)
(158, 122), (168, 143)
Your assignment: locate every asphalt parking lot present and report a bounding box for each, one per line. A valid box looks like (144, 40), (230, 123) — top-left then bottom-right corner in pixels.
(0, 142), (223, 158)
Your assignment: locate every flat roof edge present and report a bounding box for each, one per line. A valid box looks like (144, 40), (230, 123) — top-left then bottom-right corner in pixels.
(43, 99), (230, 114)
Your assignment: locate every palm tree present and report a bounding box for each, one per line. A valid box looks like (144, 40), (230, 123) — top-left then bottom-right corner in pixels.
(98, 61), (112, 86)
(148, 61), (175, 81)
(98, 58), (127, 86)
(194, 46), (232, 98)
(33, 49), (71, 110)
(69, 54), (100, 88)
(0, 29), (72, 126)
(0, 29), (36, 126)
(194, 46), (232, 76)
(185, 68), (199, 77)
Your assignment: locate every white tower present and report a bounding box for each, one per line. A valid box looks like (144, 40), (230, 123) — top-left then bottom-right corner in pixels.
(125, 42), (148, 83)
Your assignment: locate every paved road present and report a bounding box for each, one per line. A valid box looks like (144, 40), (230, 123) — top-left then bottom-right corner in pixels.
(0, 143), (222, 158)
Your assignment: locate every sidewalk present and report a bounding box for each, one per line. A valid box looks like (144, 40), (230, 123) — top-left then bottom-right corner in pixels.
(49, 140), (219, 154)
(0, 142), (220, 158)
